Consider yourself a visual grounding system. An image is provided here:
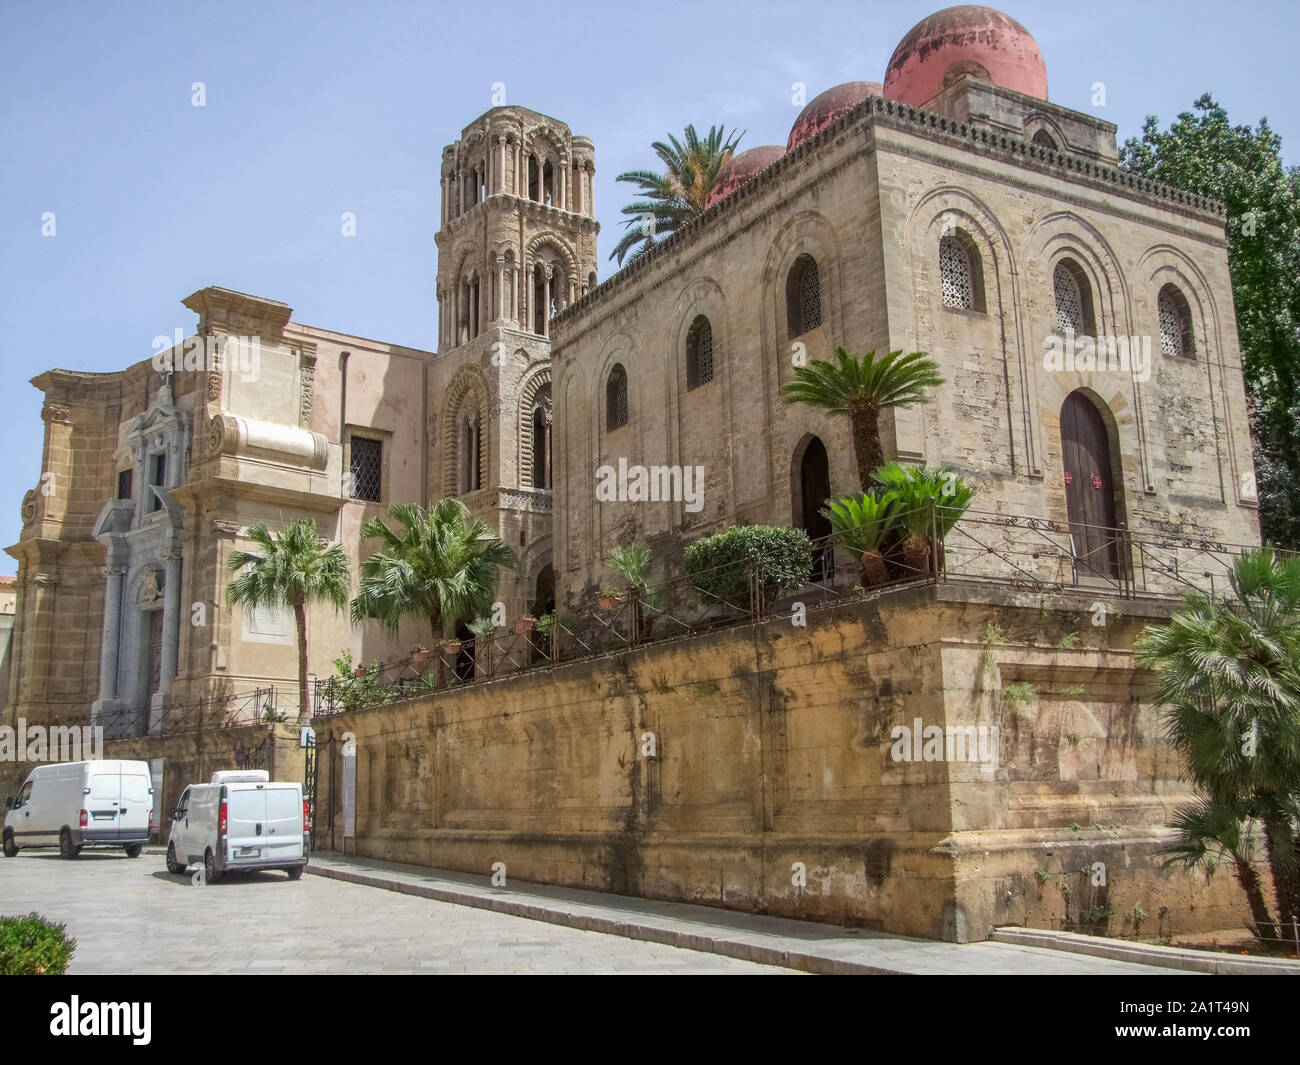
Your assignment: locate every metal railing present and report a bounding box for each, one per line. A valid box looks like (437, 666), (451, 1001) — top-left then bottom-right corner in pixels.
(52, 504), (1278, 732)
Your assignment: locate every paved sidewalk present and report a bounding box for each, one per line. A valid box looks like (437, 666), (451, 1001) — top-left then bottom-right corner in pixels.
(307, 851), (1189, 975)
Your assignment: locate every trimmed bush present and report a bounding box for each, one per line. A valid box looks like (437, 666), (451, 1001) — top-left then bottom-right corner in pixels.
(0, 913), (76, 975)
(683, 525), (814, 606)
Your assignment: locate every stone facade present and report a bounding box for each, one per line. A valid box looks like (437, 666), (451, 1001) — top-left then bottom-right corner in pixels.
(551, 81), (1259, 602)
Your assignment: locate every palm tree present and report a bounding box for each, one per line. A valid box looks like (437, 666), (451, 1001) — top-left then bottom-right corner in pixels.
(871, 464), (976, 574)
(605, 541), (663, 638)
(609, 124), (743, 266)
(1135, 547), (1300, 943)
(350, 499), (517, 656)
(781, 348), (945, 491)
(225, 519), (350, 725)
(822, 491), (898, 586)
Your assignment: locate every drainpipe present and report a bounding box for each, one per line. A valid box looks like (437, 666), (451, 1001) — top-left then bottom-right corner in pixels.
(339, 350), (350, 498)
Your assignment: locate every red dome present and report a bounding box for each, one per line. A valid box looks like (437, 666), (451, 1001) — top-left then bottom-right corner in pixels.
(706, 145), (785, 208)
(786, 81), (883, 151)
(884, 5), (1047, 108)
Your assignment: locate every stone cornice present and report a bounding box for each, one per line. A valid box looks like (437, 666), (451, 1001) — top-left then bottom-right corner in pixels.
(555, 95), (1226, 335)
(438, 193), (599, 242)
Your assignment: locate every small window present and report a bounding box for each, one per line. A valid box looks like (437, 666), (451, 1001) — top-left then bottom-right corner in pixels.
(15, 782), (31, 807)
(686, 315), (714, 390)
(1053, 259), (1095, 335)
(606, 364), (629, 431)
(349, 436), (382, 502)
(1031, 129), (1057, 151)
(460, 415), (482, 493)
(939, 236), (972, 309)
(1158, 284), (1194, 358)
(117, 468), (133, 500)
(148, 453), (167, 513)
(786, 254), (822, 339)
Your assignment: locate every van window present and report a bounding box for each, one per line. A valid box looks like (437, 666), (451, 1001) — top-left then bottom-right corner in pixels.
(228, 791), (263, 820)
(175, 787), (191, 818)
(122, 775), (151, 803)
(15, 782), (32, 807)
(88, 774), (118, 801)
(265, 789), (301, 822)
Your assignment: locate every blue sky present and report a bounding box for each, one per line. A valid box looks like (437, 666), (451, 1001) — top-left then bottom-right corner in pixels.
(1, 0), (1296, 557)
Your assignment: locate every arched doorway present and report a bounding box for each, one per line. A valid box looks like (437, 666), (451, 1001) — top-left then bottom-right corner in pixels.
(1060, 390), (1121, 579)
(530, 563), (555, 664)
(795, 436), (833, 582)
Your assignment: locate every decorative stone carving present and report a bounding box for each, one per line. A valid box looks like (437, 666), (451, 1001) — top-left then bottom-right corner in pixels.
(20, 489), (38, 526)
(41, 403), (70, 424)
(211, 519), (241, 536)
(137, 568), (163, 605)
(298, 351), (317, 426)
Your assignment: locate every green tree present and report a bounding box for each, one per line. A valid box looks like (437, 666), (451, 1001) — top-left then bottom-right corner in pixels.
(225, 519), (351, 724)
(350, 499), (517, 647)
(609, 124), (743, 267)
(822, 491), (898, 586)
(1135, 547), (1300, 943)
(781, 348), (945, 491)
(1120, 94), (1300, 547)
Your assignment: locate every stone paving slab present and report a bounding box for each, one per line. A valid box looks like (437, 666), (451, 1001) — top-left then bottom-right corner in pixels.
(992, 927), (1300, 975)
(306, 851), (1188, 975)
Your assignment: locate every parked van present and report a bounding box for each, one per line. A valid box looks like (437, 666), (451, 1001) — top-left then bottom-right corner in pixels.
(165, 770), (308, 882)
(3, 760), (154, 859)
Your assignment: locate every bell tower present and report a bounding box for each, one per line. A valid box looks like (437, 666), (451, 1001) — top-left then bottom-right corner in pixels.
(428, 105), (598, 623)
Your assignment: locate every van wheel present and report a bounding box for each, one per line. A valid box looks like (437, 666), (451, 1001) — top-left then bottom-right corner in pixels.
(124, 843), (143, 859)
(2, 831), (16, 857)
(287, 866), (303, 881)
(204, 848), (222, 884)
(166, 842), (186, 875)
(59, 829), (80, 860)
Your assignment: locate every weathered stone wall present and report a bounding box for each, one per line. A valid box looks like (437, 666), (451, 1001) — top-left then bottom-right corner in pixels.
(311, 585), (1258, 942)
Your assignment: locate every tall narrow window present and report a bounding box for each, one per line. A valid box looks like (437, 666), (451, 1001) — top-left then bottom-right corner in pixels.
(939, 235), (974, 310)
(460, 415), (482, 493)
(349, 436), (382, 502)
(148, 453), (167, 513)
(1053, 260), (1094, 335)
(606, 364), (629, 431)
(117, 468), (133, 500)
(531, 384), (552, 490)
(1158, 284), (1194, 358)
(686, 315), (714, 389)
(786, 254), (822, 338)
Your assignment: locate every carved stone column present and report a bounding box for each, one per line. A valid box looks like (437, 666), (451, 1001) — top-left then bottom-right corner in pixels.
(96, 565), (125, 708)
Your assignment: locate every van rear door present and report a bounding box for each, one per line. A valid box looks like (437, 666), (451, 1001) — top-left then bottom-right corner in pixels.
(225, 786), (267, 865)
(263, 786), (304, 864)
(119, 768), (152, 842)
(85, 766), (122, 841)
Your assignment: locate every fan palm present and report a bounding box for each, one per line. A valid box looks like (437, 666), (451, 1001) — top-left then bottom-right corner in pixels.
(225, 519), (351, 724)
(781, 348), (945, 491)
(350, 499), (517, 647)
(1135, 546), (1300, 939)
(609, 124), (744, 266)
(822, 492), (898, 586)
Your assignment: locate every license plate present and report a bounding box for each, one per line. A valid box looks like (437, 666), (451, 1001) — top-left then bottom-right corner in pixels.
(238, 847), (261, 858)
(92, 812), (116, 820)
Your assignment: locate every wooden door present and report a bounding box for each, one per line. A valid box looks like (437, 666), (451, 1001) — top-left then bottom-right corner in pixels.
(1060, 391), (1120, 579)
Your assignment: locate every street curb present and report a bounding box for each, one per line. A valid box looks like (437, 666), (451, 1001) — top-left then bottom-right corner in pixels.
(306, 863), (898, 975)
(990, 927), (1300, 975)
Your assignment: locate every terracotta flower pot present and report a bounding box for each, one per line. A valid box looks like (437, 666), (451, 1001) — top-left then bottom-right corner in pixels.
(354, 666), (368, 677)
(412, 650), (430, 663)
(514, 615), (535, 634)
(442, 641), (462, 655)
(598, 594), (621, 611)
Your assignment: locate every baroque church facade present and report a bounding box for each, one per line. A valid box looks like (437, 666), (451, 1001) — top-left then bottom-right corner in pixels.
(4, 5), (1258, 738)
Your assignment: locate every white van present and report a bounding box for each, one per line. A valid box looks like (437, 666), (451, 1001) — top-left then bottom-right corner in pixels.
(3, 760), (154, 859)
(165, 770), (308, 882)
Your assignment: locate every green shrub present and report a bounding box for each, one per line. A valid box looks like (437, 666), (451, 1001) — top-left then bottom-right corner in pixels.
(0, 913), (76, 975)
(683, 525), (813, 606)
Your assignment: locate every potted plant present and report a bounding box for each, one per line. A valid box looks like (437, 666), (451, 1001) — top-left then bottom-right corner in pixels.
(597, 587), (623, 611)
(442, 638), (463, 655)
(871, 464), (975, 575)
(821, 491), (899, 587)
(514, 614), (536, 634)
(354, 664), (369, 678)
(410, 644), (430, 663)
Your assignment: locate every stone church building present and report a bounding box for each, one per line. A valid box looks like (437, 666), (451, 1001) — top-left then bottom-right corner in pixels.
(6, 4), (1258, 737)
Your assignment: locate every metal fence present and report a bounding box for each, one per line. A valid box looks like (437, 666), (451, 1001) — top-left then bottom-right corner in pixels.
(55, 504), (1278, 733)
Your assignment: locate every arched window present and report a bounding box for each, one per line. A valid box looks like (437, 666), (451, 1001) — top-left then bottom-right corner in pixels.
(542, 160), (555, 205)
(587, 270), (597, 294)
(460, 412), (482, 493)
(1053, 259), (1095, 335)
(686, 315), (714, 389)
(530, 383), (552, 490)
(1157, 284), (1194, 358)
(528, 156), (540, 201)
(1031, 129), (1057, 151)
(606, 364), (629, 431)
(786, 254), (822, 339)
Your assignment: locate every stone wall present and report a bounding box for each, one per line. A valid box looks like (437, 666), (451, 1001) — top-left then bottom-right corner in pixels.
(310, 583), (1258, 942)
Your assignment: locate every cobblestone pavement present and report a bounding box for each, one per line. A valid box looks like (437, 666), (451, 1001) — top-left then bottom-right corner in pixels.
(0, 851), (792, 974)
